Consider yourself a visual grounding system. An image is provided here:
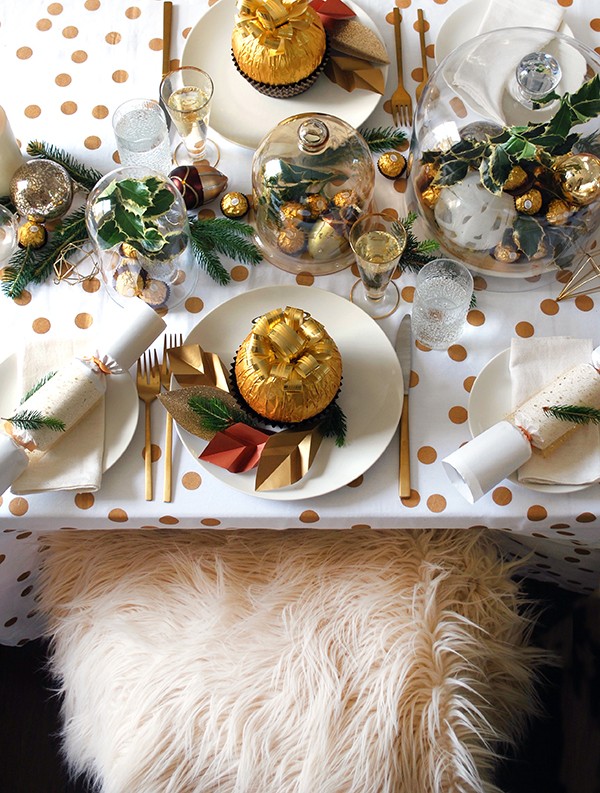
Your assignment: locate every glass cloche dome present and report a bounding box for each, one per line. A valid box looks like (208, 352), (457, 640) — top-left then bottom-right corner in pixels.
(252, 113), (375, 276)
(407, 28), (600, 288)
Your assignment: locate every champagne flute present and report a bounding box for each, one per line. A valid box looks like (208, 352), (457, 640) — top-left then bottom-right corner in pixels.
(160, 66), (220, 167)
(349, 213), (407, 320)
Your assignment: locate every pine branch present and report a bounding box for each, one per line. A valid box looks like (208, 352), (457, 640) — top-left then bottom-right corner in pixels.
(319, 402), (347, 447)
(542, 404), (600, 426)
(393, 212), (439, 273)
(469, 291), (477, 310)
(359, 126), (407, 153)
(2, 244), (40, 299)
(188, 394), (255, 433)
(2, 409), (65, 432)
(188, 217), (262, 285)
(26, 140), (103, 191)
(189, 241), (231, 285)
(29, 208), (88, 286)
(20, 371), (57, 404)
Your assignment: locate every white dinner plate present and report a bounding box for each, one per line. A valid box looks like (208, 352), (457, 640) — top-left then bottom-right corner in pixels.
(435, 0), (574, 64)
(176, 285), (404, 500)
(468, 348), (588, 494)
(182, 0), (388, 149)
(0, 353), (139, 474)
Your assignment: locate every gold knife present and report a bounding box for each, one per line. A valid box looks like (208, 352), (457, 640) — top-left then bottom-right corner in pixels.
(395, 314), (412, 498)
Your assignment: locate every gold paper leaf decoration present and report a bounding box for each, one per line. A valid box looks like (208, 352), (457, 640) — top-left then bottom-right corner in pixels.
(168, 344), (230, 391)
(255, 425), (323, 491)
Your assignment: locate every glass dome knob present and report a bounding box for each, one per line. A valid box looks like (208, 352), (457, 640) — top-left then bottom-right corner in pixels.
(515, 51), (562, 102)
(298, 119), (329, 152)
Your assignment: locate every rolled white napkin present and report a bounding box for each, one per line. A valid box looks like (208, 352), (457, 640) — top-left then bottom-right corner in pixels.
(510, 337), (600, 486)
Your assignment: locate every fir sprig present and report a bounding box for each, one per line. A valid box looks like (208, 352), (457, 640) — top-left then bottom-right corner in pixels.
(542, 404), (600, 426)
(393, 211), (439, 273)
(27, 140), (103, 192)
(318, 402), (347, 447)
(188, 217), (261, 286)
(188, 394), (256, 433)
(2, 410), (65, 432)
(20, 371), (57, 404)
(359, 126), (407, 153)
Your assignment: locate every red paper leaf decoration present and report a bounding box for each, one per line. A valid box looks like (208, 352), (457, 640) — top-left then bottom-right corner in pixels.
(200, 422), (271, 473)
(311, 0), (356, 27)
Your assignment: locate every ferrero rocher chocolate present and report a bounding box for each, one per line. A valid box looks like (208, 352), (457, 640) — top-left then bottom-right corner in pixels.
(554, 153), (600, 206)
(121, 242), (139, 259)
(280, 200), (309, 225)
(377, 151), (407, 179)
(114, 269), (144, 298)
(18, 219), (47, 249)
(220, 191), (250, 219)
(546, 198), (572, 226)
(503, 165), (528, 192)
(493, 242), (519, 263)
(421, 184), (441, 208)
(234, 305), (342, 424)
(515, 189), (542, 215)
(277, 226), (306, 256)
(332, 189), (357, 210)
(304, 193), (329, 220)
(139, 278), (170, 309)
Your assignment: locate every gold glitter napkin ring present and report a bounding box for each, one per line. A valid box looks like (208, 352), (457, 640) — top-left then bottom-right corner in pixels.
(236, 0), (311, 54)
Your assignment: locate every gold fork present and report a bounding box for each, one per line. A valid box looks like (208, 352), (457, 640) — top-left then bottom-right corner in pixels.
(415, 8), (429, 104)
(390, 7), (413, 127)
(160, 333), (183, 503)
(136, 350), (161, 501)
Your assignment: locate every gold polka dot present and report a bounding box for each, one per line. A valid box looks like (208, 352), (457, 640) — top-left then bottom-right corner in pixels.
(85, 0), (101, 8)
(21, 585), (33, 597)
(426, 44), (435, 58)
(61, 101), (77, 115)
(142, 443), (161, 463)
(112, 70), (129, 83)
(449, 97), (467, 118)
(17, 47), (33, 59)
(409, 370), (419, 388)
(159, 516), (179, 525)
(448, 406), (468, 424)
(550, 523), (570, 529)
(82, 277), (101, 293)
(197, 208), (216, 221)
(401, 285), (414, 302)
(72, 50), (88, 63)
(416, 340), (431, 352)
(48, 2), (63, 13)
(393, 180), (407, 194)
(575, 295), (594, 312)
(9, 498), (29, 517)
(62, 25), (78, 38)
(230, 265), (248, 281)
(401, 489), (420, 507)
(182, 27), (192, 38)
(92, 105), (109, 119)
(492, 486), (512, 506)
(32, 317), (51, 334)
(448, 344), (466, 362)
(575, 512), (596, 523)
(0, 555), (5, 564)
(410, 67), (426, 84)
(515, 321), (534, 338)
(527, 505), (547, 521)
(14, 290), (31, 306)
(105, 31), (121, 44)
(74, 312), (93, 329)
(182, 471), (201, 489)
(467, 309), (485, 326)
(185, 296), (204, 313)
(16, 531), (32, 539)
(557, 0), (572, 6)
(16, 571), (30, 582)
(149, 38), (163, 51)
(427, 494), (446, 513)
(4, 617), (17, 628)
(463, 376), (476, 393)
(108, 508), (128, 523)
(351, 524), (371, 530)
(591, 18), (600, 31)
(201, 518), (220, 526)
(37, 18), (52, 31)
(74, 492), (94, 509)
(296, 272), (314, 286)
(417, 446), (437, 464)
(24, 105), (41, 119)
(540, 299), (559, 315)
(55, 73), (71, 86)
(299, 510), (319, 523)
(347, 475), (363, 487)
(84, 136), (101, 150)
(125, 6), (141, 19)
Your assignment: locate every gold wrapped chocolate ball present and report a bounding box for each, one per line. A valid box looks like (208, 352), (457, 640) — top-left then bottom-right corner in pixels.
(332, 190), (357, 210)
(277, 226), (306, 256)
(554, 153), (600, 206)
(503, 165), (528, 192)
(121, 242), (139, 259)
(114, 269), (144, 298)
(421, 184), (441, 208)
(546, 198), (572, 226)
(304, 194), (329, 221)
(234, 306), (342, 424)
(515, 189), (542, 215)
(220, 191), (250, 219)
(18, 219), (47, 249)
(493, 242), (519, 263)
(377, 151), (407, 179)
(280, 201), (309, 226)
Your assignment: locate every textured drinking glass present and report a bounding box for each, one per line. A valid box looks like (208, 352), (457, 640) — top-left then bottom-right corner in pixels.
(349, 212), (407, 320)
(412, 258), (473, 350)
(0, 205), (18, 263)
(112, 99), (172, 175)
(160, 67), (219, 167)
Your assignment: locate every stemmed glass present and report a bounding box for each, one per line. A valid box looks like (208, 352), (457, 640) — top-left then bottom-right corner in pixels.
(160, 66), (220, 167)
(0, 205), (18, 264)
(349, 212), (407, 320)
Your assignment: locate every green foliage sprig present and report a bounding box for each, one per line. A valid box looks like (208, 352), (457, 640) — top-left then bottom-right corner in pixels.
(317, 402), (347, 447)
(188, 394), (257, 433)
(393, 211), (439, 273)
(27, 140), (103, 191)
(2, 409), (65, 432)
(188, 217), (261, 286)
(20, 371), (57, 404)
(358, 126), (407, 153)
(542, 404), (600, 426)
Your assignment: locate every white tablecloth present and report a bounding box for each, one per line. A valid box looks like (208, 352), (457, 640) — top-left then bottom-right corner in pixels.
(1, 0), (599, 645)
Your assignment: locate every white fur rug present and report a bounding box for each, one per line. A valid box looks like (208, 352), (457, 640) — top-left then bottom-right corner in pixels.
(38, 528), (543, 793)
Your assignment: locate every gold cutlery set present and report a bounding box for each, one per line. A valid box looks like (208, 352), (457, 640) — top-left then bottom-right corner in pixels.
(390, 6), (429, 126)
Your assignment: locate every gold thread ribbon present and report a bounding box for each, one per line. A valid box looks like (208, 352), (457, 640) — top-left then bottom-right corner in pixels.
(236, 0), (312, 54)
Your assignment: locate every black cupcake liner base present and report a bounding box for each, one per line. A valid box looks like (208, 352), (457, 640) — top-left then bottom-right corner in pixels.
(231, 41), (329, 99)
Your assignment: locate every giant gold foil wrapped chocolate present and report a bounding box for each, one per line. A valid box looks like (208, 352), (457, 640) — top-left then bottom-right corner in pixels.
(234, 305), (342, 424)
(232, 1), (326, 87)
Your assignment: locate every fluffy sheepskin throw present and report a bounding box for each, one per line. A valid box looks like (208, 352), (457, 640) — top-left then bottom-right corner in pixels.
(38, 528), (543, 793)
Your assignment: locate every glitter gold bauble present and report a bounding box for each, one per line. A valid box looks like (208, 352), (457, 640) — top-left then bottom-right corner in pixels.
(493, 242), (519, 263)
(515, 189), (542, 215)
(220, 191), (250, 219)
(277, 226), (306, 256)
(377, 151), (407, 179)
(546, 198), (573, 226)
(503, 165), (528, 191)
(280, 201), (309, 226)
(17, 219), (47, 249)
(10, 159), (72, 222)
(554, 153), (600, 206)
(304, 193), (329, 221)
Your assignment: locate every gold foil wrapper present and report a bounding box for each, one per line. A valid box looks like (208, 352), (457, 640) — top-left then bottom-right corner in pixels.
(502, 165), (528, 191)
(515, 189), (542, 215)
(235, 305), (342, 423)
(554, 153), (600, 207)
(377, 151), (407, 179)
(220, 191), (250, 218)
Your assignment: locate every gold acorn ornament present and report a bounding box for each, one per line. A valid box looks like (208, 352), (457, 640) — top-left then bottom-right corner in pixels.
(553, 153), (600, 207)
(10, 159), (72, 248)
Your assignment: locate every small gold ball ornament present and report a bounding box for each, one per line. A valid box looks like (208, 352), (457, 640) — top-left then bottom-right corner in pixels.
(10, 159), (72, 222)
(554, 153), (600, 206)
(220, 191), (250, 219)
(377, 151), (407, 179)
(18, 219), (48, 249)
(515, 189), (542, 215)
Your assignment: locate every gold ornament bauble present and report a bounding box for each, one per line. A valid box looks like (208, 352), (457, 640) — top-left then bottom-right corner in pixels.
(307, 217), (349, 261)
(10, 159), (72, 222)
(17, 219), (48, 249)
(554, 153), (600, 206)
(220, 191), (250, 219)
(377, 151), (407, 179)
(515, 189), (542, 215)
(304, 193), (329, 221)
